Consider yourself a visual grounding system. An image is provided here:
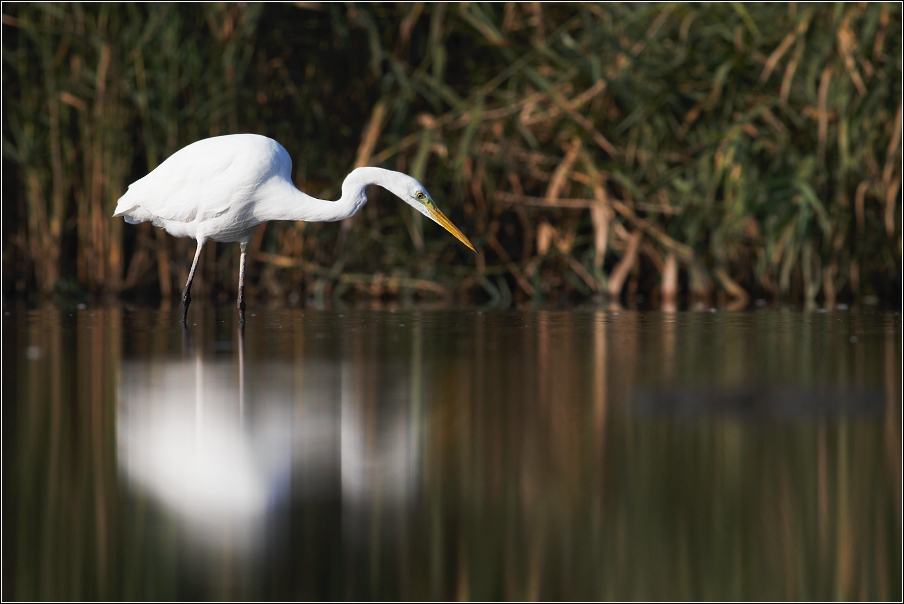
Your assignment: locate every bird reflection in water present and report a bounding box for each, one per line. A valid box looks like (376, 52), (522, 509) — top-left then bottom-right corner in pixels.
(117, 326), (291, 553)
(116, 324), (422, 556)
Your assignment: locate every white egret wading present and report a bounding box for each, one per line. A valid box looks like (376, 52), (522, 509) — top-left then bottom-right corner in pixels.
(113, 134), (475, 323)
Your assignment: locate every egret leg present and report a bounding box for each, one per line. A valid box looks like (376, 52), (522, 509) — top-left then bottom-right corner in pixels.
(181, 240), (204, 324)
(237, 241), (248, 324)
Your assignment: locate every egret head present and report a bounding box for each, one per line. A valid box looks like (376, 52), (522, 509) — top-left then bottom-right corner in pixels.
(409, 187), (476, 253)
(384, 172), (476, 253)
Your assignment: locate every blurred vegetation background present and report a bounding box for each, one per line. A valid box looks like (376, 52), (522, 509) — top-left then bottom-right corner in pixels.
(2, 3), (901, 309)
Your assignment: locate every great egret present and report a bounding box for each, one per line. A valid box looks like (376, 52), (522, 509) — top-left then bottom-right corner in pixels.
(113, 134), (475, 323)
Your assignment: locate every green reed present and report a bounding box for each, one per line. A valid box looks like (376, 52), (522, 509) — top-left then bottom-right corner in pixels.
(2, 3), (900, 307)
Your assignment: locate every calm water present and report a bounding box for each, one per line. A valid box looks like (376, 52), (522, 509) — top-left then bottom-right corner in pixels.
(3, 305), (901, 601)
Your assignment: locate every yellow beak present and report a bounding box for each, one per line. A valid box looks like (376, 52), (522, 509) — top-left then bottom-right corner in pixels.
(427, 205), (476, 252)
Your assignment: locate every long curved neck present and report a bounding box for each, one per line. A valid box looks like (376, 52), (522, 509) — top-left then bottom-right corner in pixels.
(256, 167), (400, 223)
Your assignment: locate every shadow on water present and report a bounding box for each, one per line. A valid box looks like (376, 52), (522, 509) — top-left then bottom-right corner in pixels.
(633, 385), (886, 419)
(3, 304), (902, 600)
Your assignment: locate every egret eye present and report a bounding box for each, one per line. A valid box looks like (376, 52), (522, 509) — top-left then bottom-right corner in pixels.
(416, 191), (427, 201)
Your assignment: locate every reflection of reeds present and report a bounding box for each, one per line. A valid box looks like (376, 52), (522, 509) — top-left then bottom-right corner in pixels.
(414, 311), (901, 600)
(11, 306), (123, 600)
(6, 309), (901, 599)
(2, 4), (900, 307)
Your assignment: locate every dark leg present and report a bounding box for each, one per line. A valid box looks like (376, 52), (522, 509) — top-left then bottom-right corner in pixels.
(181, 240), (205, 324)
(237, 241), (248, 324)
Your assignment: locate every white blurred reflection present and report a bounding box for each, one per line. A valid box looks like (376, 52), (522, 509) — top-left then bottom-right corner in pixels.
(341, 360), (420, 506)
(116, 333), (422, 553)
(116, 352), (295, 552)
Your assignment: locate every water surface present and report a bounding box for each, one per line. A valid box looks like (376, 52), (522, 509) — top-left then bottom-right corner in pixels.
(3, 305), (901, 600)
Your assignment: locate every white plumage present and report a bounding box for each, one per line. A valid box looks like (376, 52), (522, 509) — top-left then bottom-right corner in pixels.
(114, 134), (474, 323)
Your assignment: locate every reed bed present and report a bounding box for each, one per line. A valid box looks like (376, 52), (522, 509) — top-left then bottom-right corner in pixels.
(3, 3), (901, 308)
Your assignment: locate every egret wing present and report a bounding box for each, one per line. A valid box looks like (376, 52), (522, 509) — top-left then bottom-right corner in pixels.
(114, 136), (270, 224)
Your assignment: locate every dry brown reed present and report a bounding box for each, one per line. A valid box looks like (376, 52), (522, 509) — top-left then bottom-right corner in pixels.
(3, 3), (901, 308)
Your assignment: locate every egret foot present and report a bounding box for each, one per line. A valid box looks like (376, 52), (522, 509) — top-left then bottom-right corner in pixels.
(180, 292), (191, 324)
